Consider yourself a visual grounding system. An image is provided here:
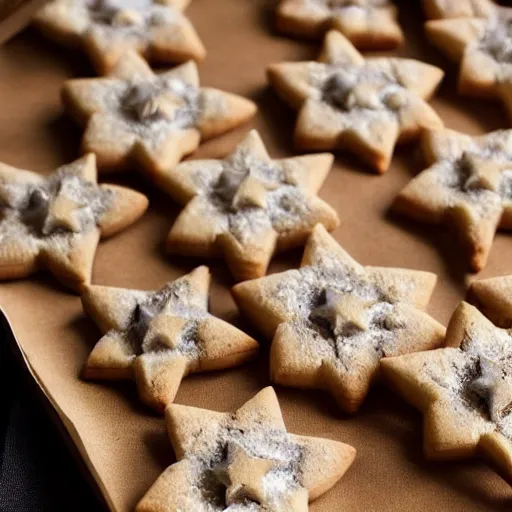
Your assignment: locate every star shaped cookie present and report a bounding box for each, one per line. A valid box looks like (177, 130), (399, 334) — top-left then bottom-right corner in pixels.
(422, 0), (494, 20)
(232, 224), (445, 413)
(425, 4), (512, 106)
(268, 30), (444, 174)
(394, 128), (512, 272)
(382, 302), (512, 484)
(276, 0), (404, 50)
(469, 275), (512, 328)
(33, 0), (205, 74)
(165, 130), (339, 283)
(62, 51), (257, 178)
(0, 154), (148, 292)
(81, 266), (259, 411)
(136, 387), (356, 511)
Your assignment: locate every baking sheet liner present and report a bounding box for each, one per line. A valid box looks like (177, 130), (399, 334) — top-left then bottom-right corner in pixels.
(1, 1), (512, 510)
(0, 0), (47, 44)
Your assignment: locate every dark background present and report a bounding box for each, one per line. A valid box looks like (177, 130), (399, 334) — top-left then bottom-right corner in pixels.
(0, 314), (103, 512)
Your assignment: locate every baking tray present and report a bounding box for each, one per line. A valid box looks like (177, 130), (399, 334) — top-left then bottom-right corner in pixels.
(1, 1), (512, 510)
(0, 0), (47, 44)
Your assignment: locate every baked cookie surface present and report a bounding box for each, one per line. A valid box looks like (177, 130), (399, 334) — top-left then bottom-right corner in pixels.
(137, 387), (356, 511)
(394, 128), (512, 272)
(0, 153), (148, 292)
(166, 130), (339, 282)
(425, 5), (512, 112)
(469, 275), (512, 328)
(276, 0), (403, 49)
(232, 224), (445, 413)
(34, 0), (205, 74)
(422, 0), (494, 20)
(63, 51), (256, 176)
(268, 30), (444, 173)
(82, 266), (259, 411)
(382, 302), (512, 485)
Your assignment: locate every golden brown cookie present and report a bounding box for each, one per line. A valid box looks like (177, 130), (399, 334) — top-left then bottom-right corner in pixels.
(166, 130), (339, 282)
(469, 275), (512, 328)
(0, 153), (147, 292)
(422, 0), (494, 20)
(62, 51), (257, 176)
(394, 128), (512, 273)
(137, 387), (356, 511)
(268, 30), (444, 174)
(232, 224), (445, 413)
(33, 0), (205, 74)
(382, 302), (512, 485)
(276, 0), (403, 49)
(425, 5), (512, 109)
(82, 266), (259, 411)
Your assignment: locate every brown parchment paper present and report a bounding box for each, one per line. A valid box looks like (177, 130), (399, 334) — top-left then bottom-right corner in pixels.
(1, 1), (512, 511)
(0, 0), (47, 44)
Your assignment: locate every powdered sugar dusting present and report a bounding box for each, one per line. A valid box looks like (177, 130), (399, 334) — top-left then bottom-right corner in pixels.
(327, 0), (390, 7)
(417, 322), (512, 440)
(91, 75), (201, 145)
(185, 147), (320, 245)
(52, 0), (182, 37)
(303, 0), (392, 16)
(223, 502), (262, 512)
(424, 131), (512, 219)
(0, 164), (112, 257)
(479, 13), (512, 65)
(305, 59), (415, 125)
(268, 251), (415, 376)
(107, 276), (210, 358)
(0, 210), (39, 251)
(178, 413), (305, 510)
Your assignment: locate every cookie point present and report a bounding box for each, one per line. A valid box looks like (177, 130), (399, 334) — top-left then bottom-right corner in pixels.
(189, 265), (210, 280)
(79, 282), (95, 298)
(325, 29), (346, 43)
(456, 300), (477, 316)
(78, 152), (97, 166)
(245, 128), (262, 141)
(469, 245), (488, 273)
(238, 96), (258, 119)
(185, 29), (207, 62)
(467, 278), (494, 306)
(380, 355), (403, 375)
(267, 62), (286, 83)
(230, 278), (257, 310)
(446, 300), (477, 336)
(312, 222), (329, 237)
(375, 161), (390, 175)
(319, 151), (335, 167)
(209, 93), (258, 136)
(255, 386), (278, 402)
